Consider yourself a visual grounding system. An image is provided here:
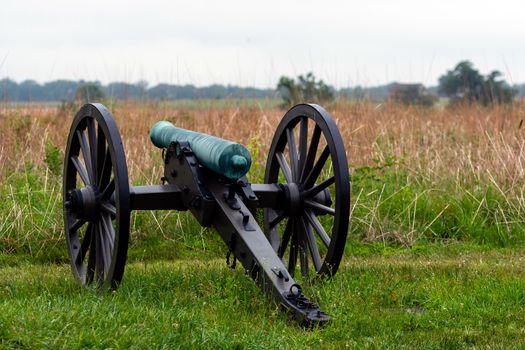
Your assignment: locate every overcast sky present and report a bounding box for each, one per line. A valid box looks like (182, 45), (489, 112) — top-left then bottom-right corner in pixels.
(1, 0), (524, 88)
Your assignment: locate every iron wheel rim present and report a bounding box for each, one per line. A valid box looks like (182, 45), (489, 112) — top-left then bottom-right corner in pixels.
(264, 103), (350, 278)
(63, 103), (130, 291)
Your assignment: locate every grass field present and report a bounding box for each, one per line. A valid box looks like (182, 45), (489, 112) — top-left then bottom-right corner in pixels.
(1, 99), (525, 348)
(2, 245), (525, 348)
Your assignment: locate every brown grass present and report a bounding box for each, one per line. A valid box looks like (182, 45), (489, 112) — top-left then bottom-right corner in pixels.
(1, 99), (525, 252)
(1, 100), (524, 189)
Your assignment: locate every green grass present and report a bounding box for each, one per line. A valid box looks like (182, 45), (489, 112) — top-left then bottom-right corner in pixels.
(3, 139), (525, 263)
(3, 130), (525, 347)
(349, 156), (525, 247)
(2, 245), (525, 349)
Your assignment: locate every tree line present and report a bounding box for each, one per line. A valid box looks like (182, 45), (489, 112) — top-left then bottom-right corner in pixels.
(1, 61), (523, 105)
(277, 61), (520, 107)
(0, 79), (276, 102)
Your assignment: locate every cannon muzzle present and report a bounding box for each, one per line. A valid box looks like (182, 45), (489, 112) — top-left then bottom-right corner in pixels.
(150, 121), (251, 179)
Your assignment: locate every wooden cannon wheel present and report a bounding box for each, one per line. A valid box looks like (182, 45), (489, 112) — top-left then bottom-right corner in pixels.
(264, 104), (350, 278)
(63, 103), (130, 291)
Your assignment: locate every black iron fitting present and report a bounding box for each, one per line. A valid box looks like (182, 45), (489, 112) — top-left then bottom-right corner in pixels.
(189, 195), (202, 209)
(271, 267), (290, 282)
(239, 210), (255, 231)
(235, 177), (258, 209)
(223, 184), (241, 210)
(165, 142), (178, 163)
(280, 284), (329, 327)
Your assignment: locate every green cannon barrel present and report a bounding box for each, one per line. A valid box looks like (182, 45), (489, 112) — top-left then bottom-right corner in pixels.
(150, 121), (251, 180)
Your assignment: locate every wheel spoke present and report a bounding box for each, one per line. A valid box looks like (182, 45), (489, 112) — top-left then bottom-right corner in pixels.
(98, 221), (112, 276)
(97, 123), (108, 187)
(275, 151), (293, 184)
(86, 225), (96, 284)
(303, 176), (335, 198)
(300, 124), (321, 182)
(101, 213), (115, 252)
(100, 201), (117, 216)
(297, 219), (309, 276)
(303, 145), (330, 189)
(69, 217), (86, 234)
(76, 223), (92, 265)
(304, 199), (335, 216)
(288, 226), (298, 278)
(98, 146), (112, 188)
(76, 130), (94, 184)
(87, 118), (98, 184)
(298, 117), (308, 178)
(286, 127), (299, 182)
(269, 211), (286, 228)
(299, 242), (309, 277)
(71, 156), (90, 186)
(300, 217), (323, 271)
(102, 179), (115, 200)
(303, 209), (331, 247)
(95, 226), (105, 286)
(278, 218), (293, 258)
(102, 215), (115, 250)
(98, 221), (107, 274)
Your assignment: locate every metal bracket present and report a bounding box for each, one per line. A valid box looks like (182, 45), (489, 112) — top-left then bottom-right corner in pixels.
(235, 177), (258, 213)
(271, 267), (290, 282)
(224, 184), (241, 210)
(239, 210), (255, 231)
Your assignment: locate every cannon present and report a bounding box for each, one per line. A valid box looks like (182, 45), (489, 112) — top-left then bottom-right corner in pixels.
(62, 103), (350, 327)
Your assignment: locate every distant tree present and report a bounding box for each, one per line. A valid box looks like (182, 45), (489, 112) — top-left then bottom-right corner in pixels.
(277, 72), (334, 108)
(388, 83), (436, 106)
(277, 76), (300, 107)
(483, 70), (515, 104)
(352, 86), (367, 100)
(136, 80), (148, 99)
(43, 80), (77, 101)
(18, 80), (41, 101)
(0, 78), (277, 102)
(75, 81), (105, 103)
(438, 60), (516, 105)
(514, 83), (525, 98)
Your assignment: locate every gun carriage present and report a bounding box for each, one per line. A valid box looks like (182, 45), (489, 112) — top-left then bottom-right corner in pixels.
(63, 103), (350, 327)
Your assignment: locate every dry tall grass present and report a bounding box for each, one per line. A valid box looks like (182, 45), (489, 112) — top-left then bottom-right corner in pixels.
(1, 100), (525, 253)
(1, 100), (524, 186)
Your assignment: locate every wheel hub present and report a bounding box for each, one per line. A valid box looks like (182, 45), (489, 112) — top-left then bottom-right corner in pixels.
(284, 183), (302, 216)
(282, 183), (332, 216)
(65, 186), (101, 222)
(312, 188), (333, 208)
